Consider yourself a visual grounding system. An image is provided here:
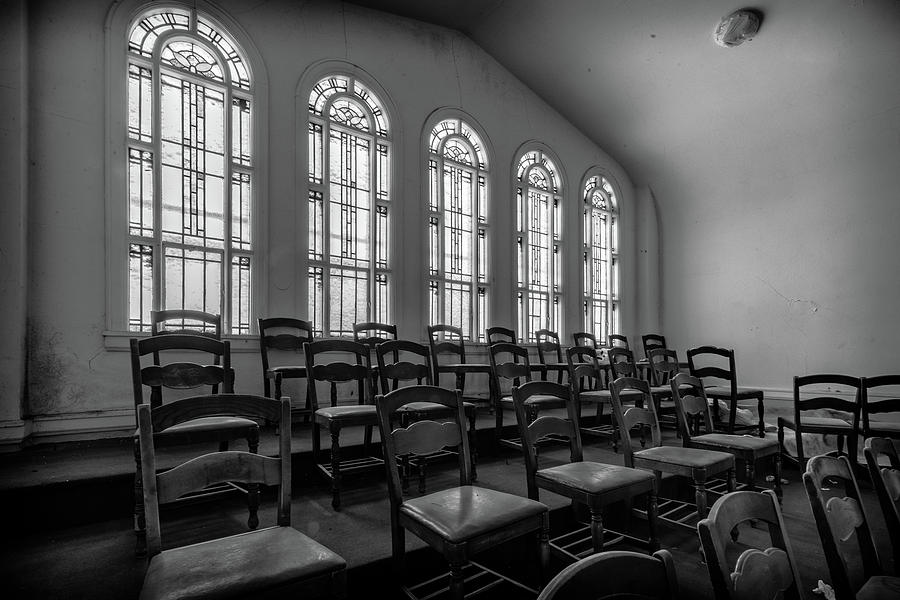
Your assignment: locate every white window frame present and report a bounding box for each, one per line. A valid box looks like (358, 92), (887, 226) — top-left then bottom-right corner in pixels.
(582, 171), (620, 341)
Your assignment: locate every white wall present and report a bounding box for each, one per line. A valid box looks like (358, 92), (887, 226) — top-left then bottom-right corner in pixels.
(6, 0), (636, 444)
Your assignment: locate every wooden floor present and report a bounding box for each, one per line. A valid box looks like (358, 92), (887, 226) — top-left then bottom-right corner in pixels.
(0, 408), (893, 599)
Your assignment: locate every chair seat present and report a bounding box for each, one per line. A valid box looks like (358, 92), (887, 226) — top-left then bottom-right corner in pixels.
(578, 389), (643, 403)
(691, 433), (779, 455)
(315, 405), (377, 421)
(398, 401), (476, 415)
(649, 385), (672, 396)
(140, 526), (346, 600)
(400, 485), (547, 544)
(856, 575), (900, 600)
(867, 421), (900, 434)
(705, 386), (763, 399)
(134, 416), (257, 438)
(634, 446), (734, 471)
(438, 363), (492, 374)
(266, 365), (307, 377)
(535, 462), (656, 496)
(500, 394), (566, 408)
(781, 416), (853, 430)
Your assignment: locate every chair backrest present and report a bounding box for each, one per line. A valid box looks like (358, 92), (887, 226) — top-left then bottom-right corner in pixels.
(352, 321), (398, 349)
(862, 375), (900, 436)
(375, 340), (433, 395)
(863, 437), (900, 570)
(486, 326), (516, 344)
(607, 347), (637, 379)
(488, 342), (533, 397)
(687, 346), (737, 391)
(803, 454), (883, 599)
(258, 317), (313, 370)
(131, 335), (233, 416)
(535, 329), (563, 365)
(427, 324), (467, 374)
(793, 374), (862, 429)
(609, 377), (660, 468)
(697, 490), (802, 600)
(151, 309), (222, 339)
(536, 549), (678, 600)
(304, 339), (371, 408)
(648, 347), (680, 387)
(566, 345), (604, 395)
(375, 386), (471, 510)
(572, 332), (598, 350)
(670, 372), (715, 440)
(641, 334), (667, 360)
(138, 394), (291, 557)
(513, 381), (582, 499)
(607, 333), (630, 350)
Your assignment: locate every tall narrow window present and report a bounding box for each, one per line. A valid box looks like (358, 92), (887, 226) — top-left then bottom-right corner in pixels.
(427, 118), (489, 341)
(308, 75), (391, 336)
(582, 174), (620, 341)
(515, 149), (563, 341)
(126, 7), (254, 334)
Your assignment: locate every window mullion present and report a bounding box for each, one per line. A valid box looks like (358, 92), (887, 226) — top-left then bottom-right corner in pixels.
(151, 49), (164, 315)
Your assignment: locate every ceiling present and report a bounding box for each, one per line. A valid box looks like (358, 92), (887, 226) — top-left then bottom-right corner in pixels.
(346, 0), (900, 198)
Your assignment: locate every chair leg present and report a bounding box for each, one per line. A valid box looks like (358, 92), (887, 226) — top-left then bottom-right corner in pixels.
(538, 513), (550, 585)
(133, 439), (147, 557)
(467, 410), (478, 482)
(774, 453), (783, 501)
(756, 393), (765, 438)
(695, 477), (708, 518)
(746, 458), (756, 492)
(247, 427), (260, 529)
(391, 521), (406, 581)
(647, 491), (660, 552)
(329, 422), (342, 510)
(449, 561), (466, 600)
(589, 507), (604, 553)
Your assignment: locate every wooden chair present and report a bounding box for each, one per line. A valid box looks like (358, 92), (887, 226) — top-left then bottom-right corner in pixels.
(862, 375), (900, 440)
(488, 341), (566, 449)
(512, 380), (659, 560)
(305, 339), (381, 510)
(258, 317), (314, 422)
(646, 348), (680, 430)
(566, 345), (617, 446)
(609, 376), (735, 530)
(137, 395), (347, 600)
(803, 453), (900, 599)
(375, 385), (550, 600)
(536, 550), (678, 600)
(535, 329), (568, 384)
(671, 373), (782, 499)
(864, 437), (900, 574)
(641, 334), (667, 360)
(376, 339), (477, 490)
(697, 490), (802, 600)
(130, 334), (257, 557)
(486, 325), (516, 344)
(777, 374), (862, 471)
(608, 333), (630, 350)
(427, 324), (492, 410)
(687, 346), (765, 437)
(353, 321), (398, 401)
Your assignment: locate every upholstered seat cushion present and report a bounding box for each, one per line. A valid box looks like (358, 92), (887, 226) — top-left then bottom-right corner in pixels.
(314, 405), (377, 420)
(500, 394), (565, 408)
(649, 386), (672, 396)
(691, 433), (778, 453)
(855, 575), (900, 600)
(535, 462), (656, 495)
(781, 416), (853, 430)
(634, 446), (733, 470)
(577, 389), (643, 403)
(867, 421), (900, 434)
(266, 365), (306, 376)
(437, 363), (492, 373)
(140, 526), (346, 600)
(705, 385), (763, 399)
(400, 485), (547, 544)
(134, 416), (257, 438)
(398, 401), (476, 414)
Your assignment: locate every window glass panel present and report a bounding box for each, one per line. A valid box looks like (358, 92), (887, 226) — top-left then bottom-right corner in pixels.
(232, 97), (252, 166)
(231, 255), (251, 335)
(128, 64), (153, 142)
(129, 244), (154, 331)
(231, 172), (251, 250)
(582, 174), (619, 338)
(128, 149), (154, 237)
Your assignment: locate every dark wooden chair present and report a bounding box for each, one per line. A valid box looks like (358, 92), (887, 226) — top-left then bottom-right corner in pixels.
(641, 334), (667, 360)
(607, 333), (630, 350)
(489, 342), (566, 449)
(864, 437), (900, 574)
(137, 395), (347, 600)
(427, 324), (492, 411)
(863, 375), (900, 440)
(376, 339), (477, 490)
(305, 339), (381, 510)
(777, 374), (862, 471)
(646, 348), (680, 430)
(671, 372), (782, 499)
(258, 317), (314, 422)
(512, 380), (659, 561)
(803, 453), (900, 599)
(486, 325), (516, 344)
(353, 321), (398, 400)
(536, 550), (678, 600)
(698, 490), (802, 600)
(535, 329), (568, 384)
(609, 376), (735, 530)
(375, 385), (550, 600)
(687, 346), (765, 437)
(566, 345), (617, 446)
(130, 334), (257, 557)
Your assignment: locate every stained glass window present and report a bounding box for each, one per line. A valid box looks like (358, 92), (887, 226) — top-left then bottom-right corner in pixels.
(582, 174), (619, 341)
(428, 118), (489, 341)
(515, 149), (563, 342)
(127, 7), (254, 334)
(307, 74), (391, 337)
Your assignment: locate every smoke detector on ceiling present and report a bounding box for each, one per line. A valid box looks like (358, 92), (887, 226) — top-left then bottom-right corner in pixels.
(714, 8), (762, 47)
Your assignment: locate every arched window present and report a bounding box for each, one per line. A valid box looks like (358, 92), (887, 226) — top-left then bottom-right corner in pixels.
(427, 117), (489, 341)
(307, 74), (391, 337)
(582, 173), (620, 340)
(126, 6), (255, 334)
(515, 149), (563, 341)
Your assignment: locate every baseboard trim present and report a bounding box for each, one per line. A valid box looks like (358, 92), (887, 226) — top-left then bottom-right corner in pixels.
(0, 418), (32, 452)
(28, 408), (134, 444)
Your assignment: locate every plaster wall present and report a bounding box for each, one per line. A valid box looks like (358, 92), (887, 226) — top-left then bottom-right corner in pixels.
(12, 0), (635, 442)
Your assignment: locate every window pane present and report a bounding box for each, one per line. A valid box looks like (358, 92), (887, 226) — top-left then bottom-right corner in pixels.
(128, 148), (154, 237)
(129, 244), (154, 331)
(231, 255), (251, 335)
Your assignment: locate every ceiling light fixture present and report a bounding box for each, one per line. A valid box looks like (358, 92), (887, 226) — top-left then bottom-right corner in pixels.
(713, 8), (762, 47)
